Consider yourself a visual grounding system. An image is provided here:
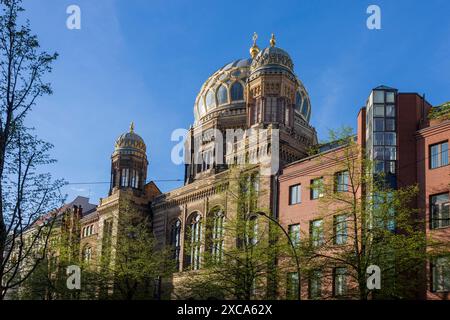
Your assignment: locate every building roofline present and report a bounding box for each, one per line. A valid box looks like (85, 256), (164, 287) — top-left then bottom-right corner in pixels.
(283, 143), (349, 169)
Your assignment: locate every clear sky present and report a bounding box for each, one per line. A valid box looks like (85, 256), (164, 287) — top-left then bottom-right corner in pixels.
(21, 0), (450, 204)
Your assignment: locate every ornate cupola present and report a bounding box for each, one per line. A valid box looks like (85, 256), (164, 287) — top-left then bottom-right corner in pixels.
(247, 33), (298, 128)
(246, 34), (317, 165)
(109, 122), (148, 195)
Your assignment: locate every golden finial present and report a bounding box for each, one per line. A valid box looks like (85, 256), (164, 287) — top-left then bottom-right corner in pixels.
(270, 33), (276, 47)
(249, 32), (260, 59)
(129, 122), (134, 133)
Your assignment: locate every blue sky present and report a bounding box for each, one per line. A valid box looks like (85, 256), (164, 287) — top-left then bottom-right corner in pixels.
(21, 0), (450, 204)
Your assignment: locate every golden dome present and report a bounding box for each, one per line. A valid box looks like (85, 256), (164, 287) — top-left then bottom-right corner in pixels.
(114, 122), (146, 156)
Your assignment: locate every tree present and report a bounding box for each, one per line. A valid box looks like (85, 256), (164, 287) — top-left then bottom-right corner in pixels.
(178, 167), (291, 300)
(14, 206), (83, 300)
(98, 198), (174, 300)
(0, 0), (63, 299)
(428, 102), (450, 121)
(298, 128), (428, 299)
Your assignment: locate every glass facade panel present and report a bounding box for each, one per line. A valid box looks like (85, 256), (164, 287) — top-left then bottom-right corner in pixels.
(366, 89), (398, 179)
(386, 161), (396, 174)
(374, 133), (384, 145)
(385, 119), (395, 131)
(385, 147), (396, 160)
(386, 105), (396, 117)
(386, 91), (395, 103)
(374, 105), (385, 116)
(374, 118), (384, 131)
(374, 147), (384, 160)
(385, 132), (396, 146)
(375, 161), (385, 173)
(374, 90), (384, 103)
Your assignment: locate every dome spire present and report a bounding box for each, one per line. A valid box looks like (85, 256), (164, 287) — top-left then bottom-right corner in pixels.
(270, 33), (276, 47)
(249, 32), (260, 58)
(129, 121), (134, 133)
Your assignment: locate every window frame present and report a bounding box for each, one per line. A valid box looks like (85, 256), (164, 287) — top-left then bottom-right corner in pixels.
(333, 267), (347, 297)
(286, 272), (299, 300)
(289, 184), (302, 205)
(431, 256), (450, 293)
(310, 219), (324, 247)
(335, 171), (349, 193)
(334, 214), (348, 245)
(288, 223), (300, 247)
(310, 177), (324, 200)
(430, 192), (450, 230)
(429, 141), (449, 170)
(308, 270), (322, 300)
(211, 211), (225, 263)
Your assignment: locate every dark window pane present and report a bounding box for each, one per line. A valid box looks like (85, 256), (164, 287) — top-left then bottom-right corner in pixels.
(217, 85), (228, 105)
(230, 82), (243, 101)
(374, 118), (384, 131)
(289, 184), (301, 205)
(385, 147), (396, 160)
(374, 147), (384, 160)
(385, 132), (396, 146)
(431, 193), (450, 229)
(386, 105), (396, 117)
(374, 133), (384, 145)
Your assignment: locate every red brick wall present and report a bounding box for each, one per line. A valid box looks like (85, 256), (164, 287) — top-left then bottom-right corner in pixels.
(416, 120), (450, 300)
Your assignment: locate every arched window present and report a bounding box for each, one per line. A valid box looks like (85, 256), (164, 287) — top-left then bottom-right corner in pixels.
(170, 220), (182, 270)
(83, 246), (92, 263)
(130, 169), (140, 189)
(206, 90), (216, 110)
(198, 98), (206, 116)
(301, 98), (310, 119)
(189, 213), (202, 270)
(295, 92), (303, 113)
(121, 168), (129, 187)
(246, 216), (258, 246)
(216, 85), (229, 105)
(230, 82), (244, 101)
(211, 210), (225, 263)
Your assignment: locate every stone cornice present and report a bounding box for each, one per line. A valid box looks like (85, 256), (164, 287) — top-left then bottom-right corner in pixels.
(416, 120), (450, 139)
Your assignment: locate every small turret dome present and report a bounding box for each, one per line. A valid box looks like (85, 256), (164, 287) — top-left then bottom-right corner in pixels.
(113, 122), (146, 156)
(250, 46), (294, 73)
